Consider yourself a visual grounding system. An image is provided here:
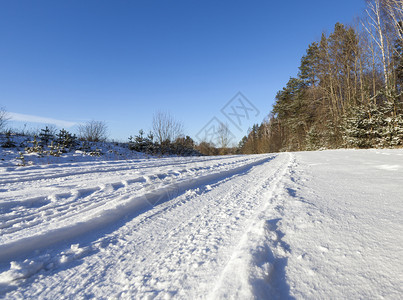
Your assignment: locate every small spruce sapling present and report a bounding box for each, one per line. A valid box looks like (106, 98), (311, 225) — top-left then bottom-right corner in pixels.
(25, 136), (43, 154)
(17, 152), (27, 166)
(1, 130), (16, 148)
(56, 129), (78, 152)
(39, 126), (54, 147)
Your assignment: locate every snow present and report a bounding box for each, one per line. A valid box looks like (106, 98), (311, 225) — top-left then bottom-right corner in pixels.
(0, 149), (402, 298)
(282, 149), (403, 299)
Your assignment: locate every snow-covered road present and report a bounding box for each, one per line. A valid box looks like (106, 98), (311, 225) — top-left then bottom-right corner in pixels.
(0, 150), (402, 299)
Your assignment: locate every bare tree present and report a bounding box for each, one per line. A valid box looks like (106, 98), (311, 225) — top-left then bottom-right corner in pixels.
(152, 111), (184, 144)
(0, 107), (10, 132)
(216, 122), (232, 149)
(78, 120), (108, 142)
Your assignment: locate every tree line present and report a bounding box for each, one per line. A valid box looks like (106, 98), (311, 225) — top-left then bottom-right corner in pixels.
(240, 0), (403, 154)
(1, 107), (240, 157)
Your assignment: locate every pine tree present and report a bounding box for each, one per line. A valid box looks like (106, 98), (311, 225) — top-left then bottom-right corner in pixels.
(1, 130), (16, 148)
(56, 129), (77, 152)
(129, 129), (156, 153)
(299, 42), (320, 87)
(39, 126), (54, 147)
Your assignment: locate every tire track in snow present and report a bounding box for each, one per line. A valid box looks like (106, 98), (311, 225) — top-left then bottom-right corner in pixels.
(0, 155), (253, 185)
(0, 157), (261, 239)
(0, 153), (285, 298)
(211, 152), (294, 299)
(66, 153), (293, 299)
(0, 155), (273, 264)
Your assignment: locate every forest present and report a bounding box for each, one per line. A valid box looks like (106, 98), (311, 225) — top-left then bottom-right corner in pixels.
(240, 0), (403, 153)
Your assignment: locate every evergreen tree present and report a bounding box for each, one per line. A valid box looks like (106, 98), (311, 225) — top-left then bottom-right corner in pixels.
(56, 129), (78, 152)
(299, 42), (320, 87)
(129, 130), (156, 154)
(39, 126), (54, 147)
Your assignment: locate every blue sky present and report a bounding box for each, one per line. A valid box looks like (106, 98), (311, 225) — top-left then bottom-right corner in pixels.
(0, 0), (366, 143)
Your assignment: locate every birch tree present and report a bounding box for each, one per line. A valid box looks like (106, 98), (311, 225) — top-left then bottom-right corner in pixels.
(362, 0), (390, 90)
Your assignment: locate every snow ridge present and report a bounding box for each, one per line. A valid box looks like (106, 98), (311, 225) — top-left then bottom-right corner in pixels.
(211, 153), (294, 299)
(0, 155), (273, 263)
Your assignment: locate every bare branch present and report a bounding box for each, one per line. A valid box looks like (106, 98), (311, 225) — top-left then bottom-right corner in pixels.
(78, 120), (108, 142)
(152, 111), (184, 144)
(216, 122), (231, 149)
(0, 107), (10, 132)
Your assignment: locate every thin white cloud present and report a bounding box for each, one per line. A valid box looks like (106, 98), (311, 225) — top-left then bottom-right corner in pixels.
(9, 112), (78, 128)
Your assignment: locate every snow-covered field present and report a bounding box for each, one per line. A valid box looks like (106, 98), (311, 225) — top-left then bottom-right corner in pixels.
(0, 149), (402, 299)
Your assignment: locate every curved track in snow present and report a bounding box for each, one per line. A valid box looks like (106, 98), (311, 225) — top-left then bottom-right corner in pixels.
(1, 150), (402, 299)
(0, 155), (272, 260)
